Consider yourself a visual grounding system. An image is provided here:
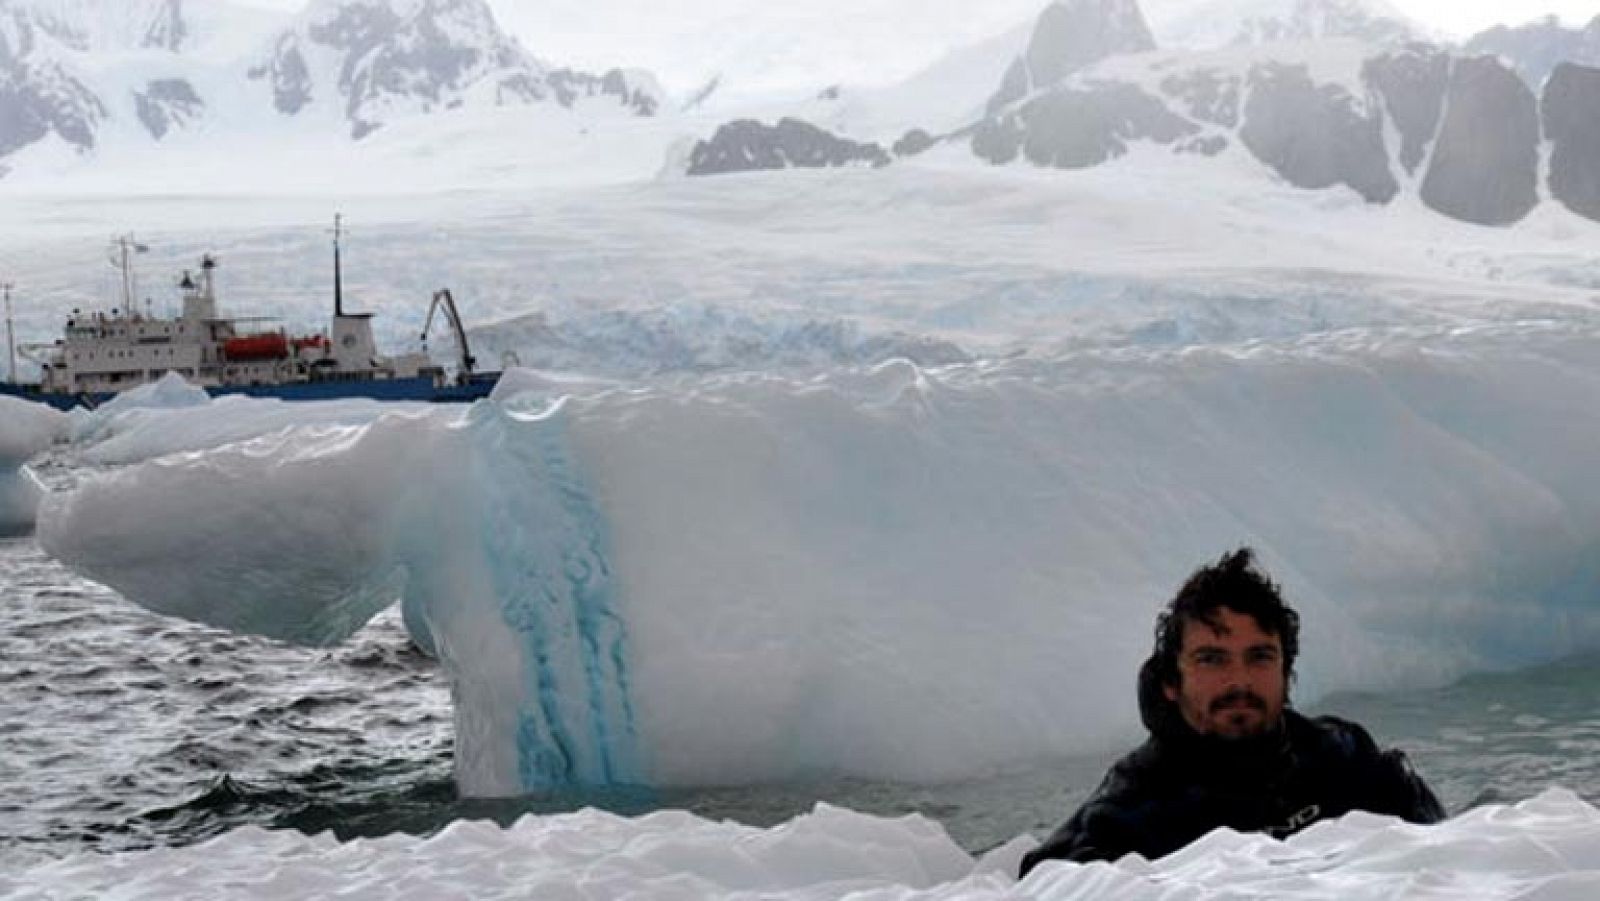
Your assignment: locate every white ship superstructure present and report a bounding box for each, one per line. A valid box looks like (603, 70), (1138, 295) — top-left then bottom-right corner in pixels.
(26, 229), (439, 397)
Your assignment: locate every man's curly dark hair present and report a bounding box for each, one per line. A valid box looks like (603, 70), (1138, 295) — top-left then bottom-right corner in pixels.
(1149, 547), (1300, 692)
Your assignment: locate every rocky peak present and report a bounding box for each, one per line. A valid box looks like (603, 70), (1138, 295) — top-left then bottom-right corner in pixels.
(252, 0), (660, 139)
(1542, 62), (1600, 221)
(987, 0), (1157, 114)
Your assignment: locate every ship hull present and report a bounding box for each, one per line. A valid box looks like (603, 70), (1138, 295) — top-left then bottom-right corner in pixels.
(0, 373), (499, 412)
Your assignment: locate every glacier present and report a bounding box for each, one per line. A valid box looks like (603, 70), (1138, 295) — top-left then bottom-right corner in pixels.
(36, 320), (1600, 797)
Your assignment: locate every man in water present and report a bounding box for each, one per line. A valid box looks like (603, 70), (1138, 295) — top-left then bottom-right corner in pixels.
(1020, 548), (1444, 875)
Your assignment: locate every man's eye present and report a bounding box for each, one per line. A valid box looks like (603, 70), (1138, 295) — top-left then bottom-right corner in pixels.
(1193, 651), (1227, 667)
(1246, 648), (1280, 666)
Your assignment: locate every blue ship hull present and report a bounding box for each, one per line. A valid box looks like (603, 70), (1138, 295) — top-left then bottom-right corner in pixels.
(0, 373), (500, 412)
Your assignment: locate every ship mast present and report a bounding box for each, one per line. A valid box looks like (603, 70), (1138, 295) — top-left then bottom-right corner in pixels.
(3, 281), (14, 385)
(331, 213), (344, 318)
(108, 235), (148, 314)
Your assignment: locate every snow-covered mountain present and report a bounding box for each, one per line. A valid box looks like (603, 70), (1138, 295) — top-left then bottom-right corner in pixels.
(249, 0), (660, 139)
(0, 0), (662, 172)
(684, 0), (1600, 231)
(954, 0), (1598, 227)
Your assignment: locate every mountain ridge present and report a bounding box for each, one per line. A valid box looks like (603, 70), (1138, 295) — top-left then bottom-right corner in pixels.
(0, 0), (662, 166)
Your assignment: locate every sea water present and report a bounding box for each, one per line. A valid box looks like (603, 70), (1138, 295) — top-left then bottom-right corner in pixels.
(5, 533), (1597, 872)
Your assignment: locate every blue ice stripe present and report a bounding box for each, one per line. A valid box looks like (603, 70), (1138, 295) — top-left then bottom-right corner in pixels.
(473, 401), (638, 789)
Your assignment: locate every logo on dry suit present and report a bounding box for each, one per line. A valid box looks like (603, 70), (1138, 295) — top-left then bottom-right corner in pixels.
(1272, 804), (1322, 837)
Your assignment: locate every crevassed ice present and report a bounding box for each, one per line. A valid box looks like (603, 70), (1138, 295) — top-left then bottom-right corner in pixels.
(37, 325), (1600, 795)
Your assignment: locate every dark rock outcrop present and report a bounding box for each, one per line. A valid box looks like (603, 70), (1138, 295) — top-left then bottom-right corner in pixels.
(547, 67), (659, 116)
(1362, 44), (1449, 175)
(0, 32), (106, 157)
(974, 82), (1197, 167)
(1466, 14), (1600, 90)
(1542, 62), (1600, 222)
(1419, 56), (1539, 226)
(987, 0), (1156, 114)
(134, 78), (203, 139)
(893, 128), (935, 157)
(1239, 63), (1398, 203)
(688, 118), (890, 176)
(142, 0), (188, 52)
(248, 35), (314, 115)
(309, 0), (486, 138)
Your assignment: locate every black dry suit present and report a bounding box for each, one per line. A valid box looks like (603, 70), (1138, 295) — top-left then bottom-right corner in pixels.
(1019, 659), (1445, 877)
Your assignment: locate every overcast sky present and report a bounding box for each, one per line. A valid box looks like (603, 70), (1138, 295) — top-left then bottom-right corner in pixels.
(231, 1), (1598, 95)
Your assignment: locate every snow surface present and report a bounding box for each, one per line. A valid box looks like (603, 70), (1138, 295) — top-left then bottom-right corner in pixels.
(3, 789), (1598, 899)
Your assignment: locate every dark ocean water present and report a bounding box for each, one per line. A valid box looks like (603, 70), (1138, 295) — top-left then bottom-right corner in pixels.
(4, 535), (1598, 870)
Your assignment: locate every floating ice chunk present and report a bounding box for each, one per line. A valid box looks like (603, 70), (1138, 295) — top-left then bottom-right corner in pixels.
(0, 395), (68, 533)
(68, 372), (214, 446)
(0, 465), (47, 536)
(5, 790), (1600, 900)
(0, 395), (68, 463)
(70, 394), (431, 467)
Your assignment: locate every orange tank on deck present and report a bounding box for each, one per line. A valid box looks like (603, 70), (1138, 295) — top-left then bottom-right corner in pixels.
(223, 333), (289, 361)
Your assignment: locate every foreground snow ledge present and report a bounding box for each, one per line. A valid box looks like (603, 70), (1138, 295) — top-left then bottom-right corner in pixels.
(7, 790), (1598, 900)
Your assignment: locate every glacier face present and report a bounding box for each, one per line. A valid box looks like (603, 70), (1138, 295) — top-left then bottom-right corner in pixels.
(37, 322), (1600, 796)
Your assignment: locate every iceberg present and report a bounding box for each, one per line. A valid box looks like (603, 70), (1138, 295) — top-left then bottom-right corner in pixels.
(37, 324), (1600, 796)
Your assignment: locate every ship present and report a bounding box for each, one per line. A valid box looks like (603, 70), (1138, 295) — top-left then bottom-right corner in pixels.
(0, 218), (499, 412)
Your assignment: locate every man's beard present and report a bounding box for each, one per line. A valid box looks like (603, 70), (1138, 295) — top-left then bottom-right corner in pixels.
(1211, 688), (1268, 715)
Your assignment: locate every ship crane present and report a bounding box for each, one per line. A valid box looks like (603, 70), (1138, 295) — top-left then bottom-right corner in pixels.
(421, 288), (477, 386)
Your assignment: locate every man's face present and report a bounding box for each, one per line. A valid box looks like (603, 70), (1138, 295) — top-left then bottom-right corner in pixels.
(1162, 607), (1287, 739)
